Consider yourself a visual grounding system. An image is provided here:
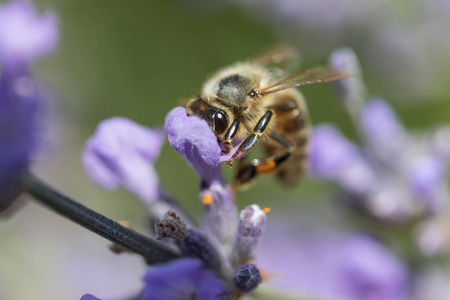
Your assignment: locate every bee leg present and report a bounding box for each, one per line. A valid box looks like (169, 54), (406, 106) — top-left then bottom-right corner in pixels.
(226, 111), (273, 166)
(233, 132), (294, 187)
(221, 119), (240, 154)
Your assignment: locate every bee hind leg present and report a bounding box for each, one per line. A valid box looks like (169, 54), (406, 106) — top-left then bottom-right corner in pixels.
(232, 132), (294, 189)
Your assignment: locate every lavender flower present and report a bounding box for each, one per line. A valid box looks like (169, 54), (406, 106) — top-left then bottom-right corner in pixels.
(81, 107), (267, 297)
(0, 0), (58, 68)
(329, 47), (366, 113)
(83, 117), (164, 205)
(311, 99), (449, 223)
(165, 107), (237, 244)
(309, 49), (450, 224)
(163, 107), (269, 294)
(234, 204), (267, 261)
(141, 258), (227, 300)
(0, 0), (58, 210)
(257, 221), (410, 300)
(80, 295), (101, 300)
(309, 124), (375, 195)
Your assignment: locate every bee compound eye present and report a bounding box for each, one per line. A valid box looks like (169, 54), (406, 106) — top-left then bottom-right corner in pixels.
(213, 110), (229, 135)
(248, 90), (256, 98)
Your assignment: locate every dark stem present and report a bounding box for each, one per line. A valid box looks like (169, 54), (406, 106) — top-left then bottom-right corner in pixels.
(24, 173), (179, 263)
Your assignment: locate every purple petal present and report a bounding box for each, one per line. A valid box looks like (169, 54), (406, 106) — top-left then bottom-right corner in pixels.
(83, 117), (164, 204)
(407, 155), (446, 213)
(336, 235), (410, 300)
(201, 180), (237, 244)
(329, 47), (366, 109)
(165, 107), (222, 183)
(309, 124), (359, 178)
(80, 294), (101, 300)
(234, 205), (267, 260)
(309, 124), (376, 194)
(359, 98), (407, 162)
(0, 73), (40, 208)
(256, 219), (409, 300)
(141, 258), (227, 300)
(165, 108), (237, 243)
(0, 0), (59, 67)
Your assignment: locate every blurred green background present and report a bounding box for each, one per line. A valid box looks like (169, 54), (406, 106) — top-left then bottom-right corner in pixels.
(1, 0), (449, 299)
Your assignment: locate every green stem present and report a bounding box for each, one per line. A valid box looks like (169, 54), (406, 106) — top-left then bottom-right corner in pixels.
(24, 173), (179, 263)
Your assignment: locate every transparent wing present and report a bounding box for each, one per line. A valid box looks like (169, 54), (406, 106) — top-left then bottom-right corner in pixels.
(259, 66), (351, 96)
(250, 45), (300, 72)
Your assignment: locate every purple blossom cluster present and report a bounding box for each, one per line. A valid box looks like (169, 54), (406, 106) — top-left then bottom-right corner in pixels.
(310, 48), (450, 226)
(0, 0), (58, 212)
(80, 99), (419, 300)
(82, 107), (271, 299)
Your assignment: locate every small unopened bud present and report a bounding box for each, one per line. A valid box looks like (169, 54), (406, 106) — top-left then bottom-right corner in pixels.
(329, 47), (366, 115)
(154, 210), (187, 241)
(235, 205), (267, 260)
(201, 181), (238, 244)
(179, 228), (221, 272)
(233, 264), (262, 293)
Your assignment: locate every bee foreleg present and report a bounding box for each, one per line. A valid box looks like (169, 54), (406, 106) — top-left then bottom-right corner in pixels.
(232, 132), (294, 188)
(226, 111), (273, 166)
(222, 119), (240, 154)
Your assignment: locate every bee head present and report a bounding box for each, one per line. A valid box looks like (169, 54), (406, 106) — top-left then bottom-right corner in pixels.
(186, 98), (230, 136)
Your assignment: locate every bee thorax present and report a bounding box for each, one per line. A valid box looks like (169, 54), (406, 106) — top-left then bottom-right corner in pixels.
(216, 74), (251, 105)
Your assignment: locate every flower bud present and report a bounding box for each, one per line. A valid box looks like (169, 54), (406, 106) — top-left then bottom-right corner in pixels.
(233, 264), (262, 293)
(155, 210), (187, 241)
(201, 181), (238, 244)
(235, 205), (267, 260)
(329, 47), (366, 114)
(179, 228), (221, 272)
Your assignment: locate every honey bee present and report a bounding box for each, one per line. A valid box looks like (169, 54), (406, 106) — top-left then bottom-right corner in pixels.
(186, 47), (347, 187)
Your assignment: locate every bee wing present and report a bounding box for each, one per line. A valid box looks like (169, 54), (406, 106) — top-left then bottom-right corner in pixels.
(251, 45), (300, 72)
(259, 66), (350, 96)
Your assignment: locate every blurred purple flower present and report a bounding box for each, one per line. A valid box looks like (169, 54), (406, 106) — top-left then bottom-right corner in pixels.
(141, 258), (227, 300)
(257, 221), (410, 300)
(309, 124), (375, 194)
(359, 97), (407, 163)
(0, 0), (58, 68)
(310, 97), (449, 223)
(80, 294), (101, 300)
(0, 0), (58, 211)
(329, 47), (366, 113)
(0, 71), (40, 209)
(83, 117), (164, 205)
